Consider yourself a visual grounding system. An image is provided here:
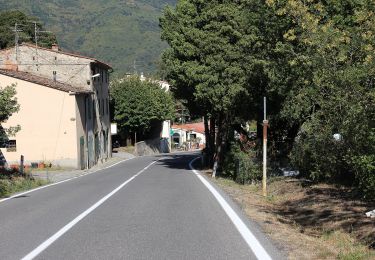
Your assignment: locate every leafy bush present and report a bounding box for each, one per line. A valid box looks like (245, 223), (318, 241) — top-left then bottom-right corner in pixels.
(0, 174), (47, 198)
(290, 112), (375, 200)
(351, 155), (375, 201)
(350, 129), (375, 200)
(223, 141), (261, 185)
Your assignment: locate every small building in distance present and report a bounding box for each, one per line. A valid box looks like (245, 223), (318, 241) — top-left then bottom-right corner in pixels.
(171, 122), (206, 150)
(0, 43), (112, 169)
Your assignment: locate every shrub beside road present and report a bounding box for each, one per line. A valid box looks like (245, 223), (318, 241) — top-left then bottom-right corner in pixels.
(0, 169), (48, 198)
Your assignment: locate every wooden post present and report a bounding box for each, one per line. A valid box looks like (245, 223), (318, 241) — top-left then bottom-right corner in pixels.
(20, 155), (24, 175)
(262, 97), (268, 197)
(134, 131), (137, 155)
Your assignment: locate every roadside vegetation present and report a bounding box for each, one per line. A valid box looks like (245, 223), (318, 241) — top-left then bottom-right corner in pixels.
(110, 76), (175, 144)
(0, 169), (48, 198)
(160, 0), (375, 200)
(0, 83), (20, 142)
(206, 171), (375, 259)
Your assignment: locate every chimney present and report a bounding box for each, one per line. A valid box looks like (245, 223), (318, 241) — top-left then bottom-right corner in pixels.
(51, 43), (59, 51)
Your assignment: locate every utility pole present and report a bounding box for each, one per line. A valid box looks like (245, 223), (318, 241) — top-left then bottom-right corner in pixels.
(33, 22), (39, 64)
(262, 97), (269, 197)
(13, 23), (22, 61)
(133, 60), (137, 75)
(30, 21), (52, 64)
(34, 22), (38, 48)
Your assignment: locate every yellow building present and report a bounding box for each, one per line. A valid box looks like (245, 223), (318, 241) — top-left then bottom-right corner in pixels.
(0, 44), (112, 169)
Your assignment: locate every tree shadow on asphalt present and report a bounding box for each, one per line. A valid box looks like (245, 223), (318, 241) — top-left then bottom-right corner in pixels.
(155, 153), (201, 171)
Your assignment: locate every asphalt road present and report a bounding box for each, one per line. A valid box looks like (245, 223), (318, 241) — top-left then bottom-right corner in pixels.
(0, 152), (283, 260)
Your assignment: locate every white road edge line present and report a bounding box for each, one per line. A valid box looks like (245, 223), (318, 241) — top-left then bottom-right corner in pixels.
(0, 157), (135, 204)
(21, 159), (159, 260)
(189, 157), (273, 260)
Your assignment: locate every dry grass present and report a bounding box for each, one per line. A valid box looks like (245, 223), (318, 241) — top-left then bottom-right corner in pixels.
(202, 170), (375, 260)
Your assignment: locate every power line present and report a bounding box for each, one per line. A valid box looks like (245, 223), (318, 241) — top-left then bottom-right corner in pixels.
(12, 23), (23, 61)
(28, 21), (52, 65)
(12, 21), (53, 65)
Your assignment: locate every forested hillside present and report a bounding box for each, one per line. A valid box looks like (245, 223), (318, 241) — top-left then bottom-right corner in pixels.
(0, 0), (176, 75)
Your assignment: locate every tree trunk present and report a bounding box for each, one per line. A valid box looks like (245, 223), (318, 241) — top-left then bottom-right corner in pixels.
(204, 116), (210, 168)
(209, 116), (216, 168)
(213, 113), (230, 178)
(213, 114), (223, 178)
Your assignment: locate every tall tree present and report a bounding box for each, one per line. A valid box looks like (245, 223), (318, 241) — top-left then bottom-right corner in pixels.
(110, 76), (175, 143)
(160, 0), (255, 171)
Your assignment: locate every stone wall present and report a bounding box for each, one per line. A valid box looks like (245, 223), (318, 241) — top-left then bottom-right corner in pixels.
(135, 138), (170, 156)
(0, 45), (92, 88)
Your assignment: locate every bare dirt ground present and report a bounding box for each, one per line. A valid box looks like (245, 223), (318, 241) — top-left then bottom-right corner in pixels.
(202, 170), (375, 259)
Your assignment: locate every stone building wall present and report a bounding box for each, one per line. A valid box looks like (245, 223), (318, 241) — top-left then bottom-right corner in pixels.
(0, 45), (92, 89)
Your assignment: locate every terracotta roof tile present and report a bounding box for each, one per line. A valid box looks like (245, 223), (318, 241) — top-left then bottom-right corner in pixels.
(0, 69), (92, 94)
(173, 122), (206, 134)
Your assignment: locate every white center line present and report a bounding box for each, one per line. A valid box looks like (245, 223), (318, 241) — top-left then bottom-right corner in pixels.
(22, 160), (158, 260)
(189, 157), (273, 260)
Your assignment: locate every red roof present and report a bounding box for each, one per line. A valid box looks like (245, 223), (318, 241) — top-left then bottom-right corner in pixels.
(173, 122), (206, 134)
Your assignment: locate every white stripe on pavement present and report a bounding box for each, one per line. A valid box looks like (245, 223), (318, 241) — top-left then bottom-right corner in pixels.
(21, 160), (158, 260)
(189, 157), (273, 260)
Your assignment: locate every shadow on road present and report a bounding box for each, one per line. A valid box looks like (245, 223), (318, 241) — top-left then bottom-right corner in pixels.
(155, 152), (201, 171)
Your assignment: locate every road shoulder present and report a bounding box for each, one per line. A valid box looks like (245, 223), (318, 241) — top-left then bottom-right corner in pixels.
(190, 157), (286, 260)
(197, 168), (375, 259)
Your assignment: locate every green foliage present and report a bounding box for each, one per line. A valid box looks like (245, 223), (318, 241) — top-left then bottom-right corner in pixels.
(110, 76), (174, 135)
(350, 129), (375, 200)
(277, 0), (375, 198)
(160, 0), (252, 118)
(0, 1), (176, 74)
(160, 0), (374, 199)
(0, 84), (19, 122)
(223, 141), (261, 185)
(351, 154), (375, 200)
(0, 174), (47, 198)
(160, 0), (264, 169)
(0, 84), (20, 142)
(0, 10), (56, 49)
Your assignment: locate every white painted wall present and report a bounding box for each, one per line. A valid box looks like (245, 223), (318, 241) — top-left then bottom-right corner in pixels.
(0, 75), (78, 167)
